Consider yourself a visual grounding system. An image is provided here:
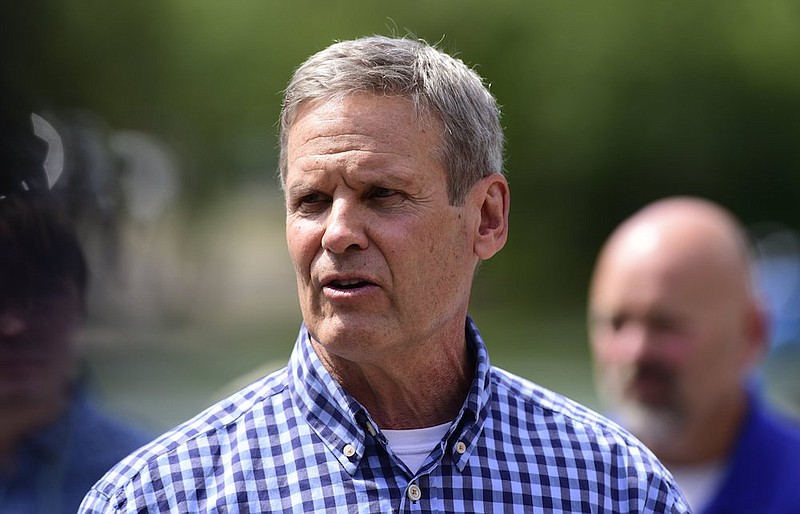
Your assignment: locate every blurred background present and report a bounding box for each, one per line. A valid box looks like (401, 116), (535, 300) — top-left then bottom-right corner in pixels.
(2, 0), (799, 431)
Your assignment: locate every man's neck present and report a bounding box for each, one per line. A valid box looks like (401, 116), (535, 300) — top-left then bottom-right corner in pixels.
(312, 334), (475, 429)
(655, 391), (748, 467)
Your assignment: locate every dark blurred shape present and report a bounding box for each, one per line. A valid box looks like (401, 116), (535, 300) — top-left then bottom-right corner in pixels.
(0, 112), (153, 513)
(0, 113), (50, 197)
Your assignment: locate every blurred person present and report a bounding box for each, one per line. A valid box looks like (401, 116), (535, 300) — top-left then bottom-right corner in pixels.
(0, 115), (152, 513)
(80, 36), (688, 513)
(588, 196), (800, 513)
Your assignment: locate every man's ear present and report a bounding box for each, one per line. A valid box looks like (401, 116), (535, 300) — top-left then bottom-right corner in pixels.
(471, 173), (510, 260)
(742, 298), (769, 369)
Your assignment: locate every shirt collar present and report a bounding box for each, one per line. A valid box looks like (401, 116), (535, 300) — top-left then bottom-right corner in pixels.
(287, 325), (369, 475)
(451, 316), (492, 470)
(287, 316), (494, 475)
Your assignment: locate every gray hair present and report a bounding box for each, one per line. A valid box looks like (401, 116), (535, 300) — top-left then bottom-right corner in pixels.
(278, 35), (504, 205)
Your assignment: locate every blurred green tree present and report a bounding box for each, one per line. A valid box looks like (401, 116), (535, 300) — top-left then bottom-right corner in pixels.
(4, 0), (799, 316)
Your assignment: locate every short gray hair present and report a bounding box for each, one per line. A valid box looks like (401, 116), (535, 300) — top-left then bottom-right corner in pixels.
(278, 35), (504, 205)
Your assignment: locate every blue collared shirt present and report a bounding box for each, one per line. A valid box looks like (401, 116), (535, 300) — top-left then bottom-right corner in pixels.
(0, 387), (152, 514)
(80, 318), (689, 513)
(700, 391), (800, 514)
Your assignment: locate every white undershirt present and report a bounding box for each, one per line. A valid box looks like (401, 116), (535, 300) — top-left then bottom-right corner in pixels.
(669, 461), (727, 513)
(382, 421), (453, 474)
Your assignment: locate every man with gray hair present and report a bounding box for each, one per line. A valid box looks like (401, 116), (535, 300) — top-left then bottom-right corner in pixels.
(80, 36), (688, 513)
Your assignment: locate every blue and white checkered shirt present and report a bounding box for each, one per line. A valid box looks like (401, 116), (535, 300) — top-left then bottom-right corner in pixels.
(79, 318), (690, 513)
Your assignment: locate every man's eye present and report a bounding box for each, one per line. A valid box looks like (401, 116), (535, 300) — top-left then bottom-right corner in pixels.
(300, 193), (325, 204)
(609, 315), (627, 332)
(369, 187), (403, 200)
(649, 316), (679, 334)
(371, 187), (400, 200)
(291, 193), (329, 213)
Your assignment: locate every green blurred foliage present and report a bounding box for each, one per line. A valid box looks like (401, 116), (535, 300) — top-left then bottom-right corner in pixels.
(4, 0), (800, 317)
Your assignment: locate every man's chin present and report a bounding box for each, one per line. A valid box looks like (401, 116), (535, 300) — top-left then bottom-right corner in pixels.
(616, 402), (685, 448)
(309, 320), (387, 356)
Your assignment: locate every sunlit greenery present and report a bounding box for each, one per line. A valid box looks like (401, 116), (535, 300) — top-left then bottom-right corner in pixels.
(7, 0), (798, 312)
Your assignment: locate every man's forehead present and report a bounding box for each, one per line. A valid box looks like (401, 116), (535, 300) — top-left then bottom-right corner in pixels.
(289, 94), (438, 136)
(612, 224), (663, 260)
(285, 95), (444, 181)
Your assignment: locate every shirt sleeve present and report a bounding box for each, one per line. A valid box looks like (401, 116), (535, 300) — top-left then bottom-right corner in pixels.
(78, 488), (119, 514)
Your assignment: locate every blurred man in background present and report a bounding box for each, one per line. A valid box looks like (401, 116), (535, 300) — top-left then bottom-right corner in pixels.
(588, 196), (800, 513)
(0, 114), (152, 513)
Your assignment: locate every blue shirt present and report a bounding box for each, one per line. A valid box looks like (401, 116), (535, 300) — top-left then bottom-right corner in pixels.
(701, 393), (800, 514)
(0, 388), (152, 514)
(80, 318), (689, 513)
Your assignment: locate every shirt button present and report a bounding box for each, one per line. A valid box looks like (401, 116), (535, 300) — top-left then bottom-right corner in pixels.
(407, 483), (422, 501)
(455, 441), (467, 454)
(343, 444), (356, 458)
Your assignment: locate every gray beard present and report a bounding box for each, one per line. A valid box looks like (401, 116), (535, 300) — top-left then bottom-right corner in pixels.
(615, 401), (688, 455)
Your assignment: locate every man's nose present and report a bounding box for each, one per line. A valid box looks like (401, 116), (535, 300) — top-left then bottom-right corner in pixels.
(616, 324), (657, 362)
(0, 310), (28, 337)
(321, 198), (369, 254)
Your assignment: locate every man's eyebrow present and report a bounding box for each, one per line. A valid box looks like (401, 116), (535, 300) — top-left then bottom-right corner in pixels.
(285, 183), (318, 198)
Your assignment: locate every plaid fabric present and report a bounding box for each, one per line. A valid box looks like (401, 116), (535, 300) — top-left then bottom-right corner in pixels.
(79, 318), (690, 513)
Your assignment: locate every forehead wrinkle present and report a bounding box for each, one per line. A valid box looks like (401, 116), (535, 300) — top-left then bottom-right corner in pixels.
(291, 143), (422, 186)
(290, 97), (443, 154)
(295, 128), (420, 157)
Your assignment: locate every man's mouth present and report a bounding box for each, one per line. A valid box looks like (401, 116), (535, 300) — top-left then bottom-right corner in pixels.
(625, 365), (675, 404)
(332, 279), (367, 290)
(324, 278), (374, 291)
